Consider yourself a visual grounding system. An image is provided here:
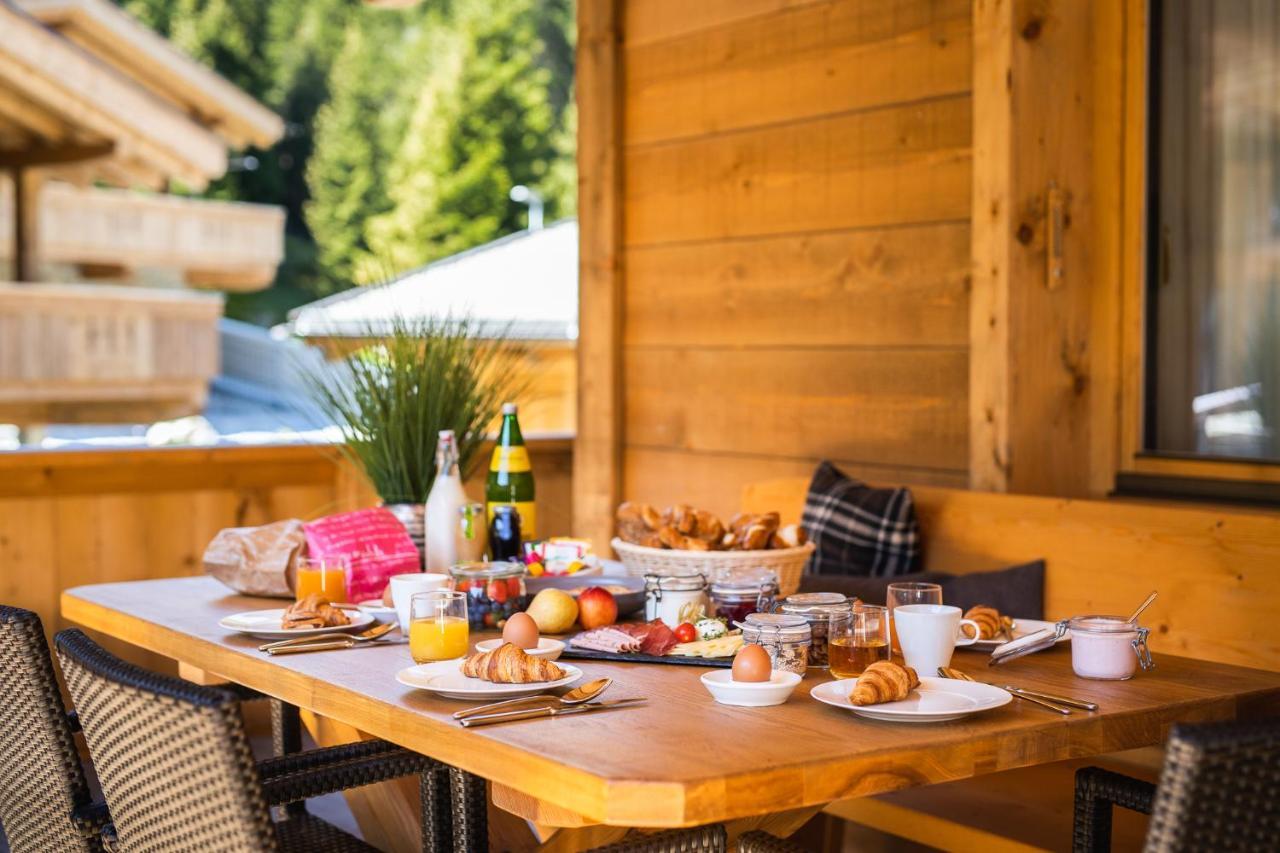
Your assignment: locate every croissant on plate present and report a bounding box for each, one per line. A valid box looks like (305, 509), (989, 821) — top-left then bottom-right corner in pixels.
(282, 594), (350, 630)
(963, 605), (1013, 640)
(849, 660), (919, 706)
(460, 642), (566, 684)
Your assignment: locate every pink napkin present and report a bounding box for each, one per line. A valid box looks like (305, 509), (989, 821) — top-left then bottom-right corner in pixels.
(303, 507), (421, 602)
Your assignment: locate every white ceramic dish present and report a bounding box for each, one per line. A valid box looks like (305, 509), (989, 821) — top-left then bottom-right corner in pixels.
(810, 676), (1011, 723)
(962, 618), (1071, 652)
(396, 660), (582, 700)
(219, 608), (374, 641)
(356, 599), (399, 624)
(699, 669), (802, 707)
(474, 638), (565, 661)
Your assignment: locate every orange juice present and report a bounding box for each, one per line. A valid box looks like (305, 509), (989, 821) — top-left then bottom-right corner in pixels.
(410, 616), (470, 662)
(295, 567), (347, 603)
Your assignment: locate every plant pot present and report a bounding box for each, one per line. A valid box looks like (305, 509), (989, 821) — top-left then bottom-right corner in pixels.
(384, 502), (425, 570)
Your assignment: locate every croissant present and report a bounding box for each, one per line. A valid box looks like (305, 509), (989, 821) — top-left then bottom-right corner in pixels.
(963, 605), (1010, 640)
(282, 594), (350, 630)
(849, 660), (919, 706)
(460, 642), (566, 684)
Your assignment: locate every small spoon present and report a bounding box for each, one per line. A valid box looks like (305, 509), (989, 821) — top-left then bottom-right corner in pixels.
(453, 677), (614, 720)
(1126, 591), (1158, 624)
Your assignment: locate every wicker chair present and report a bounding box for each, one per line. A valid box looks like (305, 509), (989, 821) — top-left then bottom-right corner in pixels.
(55, 627), (452, 852)
(1073, 717), (1280, 852)
(0, 606), (109, 852)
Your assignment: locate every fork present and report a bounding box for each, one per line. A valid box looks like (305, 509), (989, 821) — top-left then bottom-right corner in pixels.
(258, 622), (396, 652)
(936, 667), (1072, 715)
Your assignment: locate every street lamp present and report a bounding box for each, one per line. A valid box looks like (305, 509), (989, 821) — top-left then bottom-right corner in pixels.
(509, 185), (544, 231)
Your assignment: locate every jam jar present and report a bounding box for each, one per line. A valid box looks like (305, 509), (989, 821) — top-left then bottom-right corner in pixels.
(708, 567), (779, 624)
(774, 592), (852, 669)
(643, 573), (708, 628)
(1068, 615), (1153, 680)
(450, 562), (528, 630)
(739, 613), (811, 674)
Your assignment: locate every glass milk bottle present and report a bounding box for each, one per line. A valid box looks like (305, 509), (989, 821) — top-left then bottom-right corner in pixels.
(425, 430), (468, 571)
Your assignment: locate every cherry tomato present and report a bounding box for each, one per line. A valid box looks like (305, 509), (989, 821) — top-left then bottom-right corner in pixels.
(674, 622), (697, 643)
(507, 577), (523, 597)
(486, 580), (508, 604)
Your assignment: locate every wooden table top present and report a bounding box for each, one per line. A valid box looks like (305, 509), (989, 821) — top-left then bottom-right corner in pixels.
(63, 577), (1280, 828)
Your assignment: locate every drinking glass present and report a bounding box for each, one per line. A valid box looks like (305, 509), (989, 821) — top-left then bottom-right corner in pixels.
(409, 590), (469, 663)
(886, 581), (942, 654)
(829, 604), (891, 678)
(294, 556), (349, 603)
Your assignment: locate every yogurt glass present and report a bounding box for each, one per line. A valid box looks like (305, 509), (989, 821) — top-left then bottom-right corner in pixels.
(1067, 615), (1153, 680)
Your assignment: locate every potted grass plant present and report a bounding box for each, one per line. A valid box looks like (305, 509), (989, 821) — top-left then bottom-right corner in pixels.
(301, 315), (523, 556)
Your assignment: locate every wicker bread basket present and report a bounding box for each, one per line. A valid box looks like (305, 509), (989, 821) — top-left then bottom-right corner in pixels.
(610, 538), (815, 597)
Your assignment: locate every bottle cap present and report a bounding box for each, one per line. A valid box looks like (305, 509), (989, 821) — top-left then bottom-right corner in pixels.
(502, 403), (518, 415)
(438, 429), (455, 440)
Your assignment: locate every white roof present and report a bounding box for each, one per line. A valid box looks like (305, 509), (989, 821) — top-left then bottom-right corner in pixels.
(289, 220), (578, 342)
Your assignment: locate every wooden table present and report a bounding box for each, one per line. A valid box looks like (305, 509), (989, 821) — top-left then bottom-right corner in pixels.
(63, 578), (1280, 847)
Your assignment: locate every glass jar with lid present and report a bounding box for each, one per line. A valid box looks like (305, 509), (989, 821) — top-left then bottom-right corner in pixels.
(708, 567), (779, 624)
(738, 613), (811, 674)
(449, 561), (527, 630)
(774, 592), (853, 668)
(1068, 615), (1153, 680)
(643, 573), (707, 628)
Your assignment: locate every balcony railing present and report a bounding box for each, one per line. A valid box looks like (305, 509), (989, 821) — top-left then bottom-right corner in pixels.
(0, 181), (285, 290)
(0, 282), (222, 424)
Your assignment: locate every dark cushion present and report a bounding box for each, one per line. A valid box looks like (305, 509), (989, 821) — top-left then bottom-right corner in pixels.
(797, 559), (1046, 619)
(801, 461), (921, 576)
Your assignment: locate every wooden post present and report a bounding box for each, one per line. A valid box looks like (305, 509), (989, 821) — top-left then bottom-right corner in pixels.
(969, 0), (1127, 497)
(10, 166), (41, 282)
(573, 0), (624, 548)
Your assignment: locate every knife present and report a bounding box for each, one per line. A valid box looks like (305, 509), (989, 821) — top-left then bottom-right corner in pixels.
(267, 639), (407, 655)
(458, 698), (647, 728)
(1002, 686), (1098, 711)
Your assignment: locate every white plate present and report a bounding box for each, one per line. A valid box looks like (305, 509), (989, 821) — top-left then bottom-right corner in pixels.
(219, 608), (374, 641)
(700, 669), (801, 707)
(396, 660), (582, 700)
(960, 618), (1071, 652)
(474, 638), (565, 661)
(810, 676), (1012, 723)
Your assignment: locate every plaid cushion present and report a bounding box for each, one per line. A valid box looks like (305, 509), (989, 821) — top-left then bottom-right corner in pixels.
(801, 461), (921, 577)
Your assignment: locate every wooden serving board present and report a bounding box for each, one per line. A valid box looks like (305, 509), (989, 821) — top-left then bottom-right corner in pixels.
(559, 647), (732, 667)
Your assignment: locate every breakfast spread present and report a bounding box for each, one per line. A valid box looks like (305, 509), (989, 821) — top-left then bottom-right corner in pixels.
(281, 594), (351, 630)
(616, 503), (806, 552)
(962, 604), (1014, 640)
(849, 660), (920, 706)
(730, 644), (772, 682)
(460, 642), (566, 683)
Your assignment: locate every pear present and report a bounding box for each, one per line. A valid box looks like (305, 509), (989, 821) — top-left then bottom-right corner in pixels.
(524, 589), (579, 634)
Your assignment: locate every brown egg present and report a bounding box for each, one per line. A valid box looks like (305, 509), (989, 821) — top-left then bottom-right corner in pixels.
(731, 643), (772, 683)
(502, 612), (540, 650)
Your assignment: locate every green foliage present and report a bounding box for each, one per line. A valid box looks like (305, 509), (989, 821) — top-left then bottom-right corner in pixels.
(300, 316), (525, 503)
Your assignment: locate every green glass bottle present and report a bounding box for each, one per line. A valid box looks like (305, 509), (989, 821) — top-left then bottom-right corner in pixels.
(486, 403), (537, 539)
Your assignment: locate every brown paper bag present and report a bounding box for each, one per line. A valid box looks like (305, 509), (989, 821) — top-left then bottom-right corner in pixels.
(203, 519), (306, 598)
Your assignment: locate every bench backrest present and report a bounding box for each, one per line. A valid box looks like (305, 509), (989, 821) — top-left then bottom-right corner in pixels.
(743, 479), (1280, 671)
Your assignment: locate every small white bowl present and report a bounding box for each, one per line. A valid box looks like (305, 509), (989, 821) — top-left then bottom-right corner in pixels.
(356, 599), (398, 624)
(700, 669), (802, 707)
(473, 638), (565, 661)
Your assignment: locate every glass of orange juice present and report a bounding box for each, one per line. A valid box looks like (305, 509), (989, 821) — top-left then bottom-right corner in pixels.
(409, 591), (469, 663)
(295, 556), (349, 603)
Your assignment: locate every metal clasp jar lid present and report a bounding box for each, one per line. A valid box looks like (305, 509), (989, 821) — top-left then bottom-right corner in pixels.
(643, 572), (706, 601)
(776, 592), (851, 616)
(737, 613), (811, 641)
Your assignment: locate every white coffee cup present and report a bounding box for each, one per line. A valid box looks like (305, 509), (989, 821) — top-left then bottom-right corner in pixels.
(389, 573), (451, 630)
(893, 604), (980, 674)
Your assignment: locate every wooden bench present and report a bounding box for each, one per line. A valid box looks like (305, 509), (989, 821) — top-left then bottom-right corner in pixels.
(743, 480), (1280, 850)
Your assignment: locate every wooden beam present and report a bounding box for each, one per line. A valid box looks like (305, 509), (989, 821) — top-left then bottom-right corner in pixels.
(10, 167), (41, 281)
(573, 0), (624, 549)
(0, 140), (114, 168)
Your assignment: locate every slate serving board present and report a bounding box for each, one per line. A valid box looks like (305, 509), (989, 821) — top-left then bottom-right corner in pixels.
(559, 647), (733, 667)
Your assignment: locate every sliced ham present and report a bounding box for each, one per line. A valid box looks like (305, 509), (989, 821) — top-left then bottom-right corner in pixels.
(615, 620), (678, 656)
(570, 627), (641, 653)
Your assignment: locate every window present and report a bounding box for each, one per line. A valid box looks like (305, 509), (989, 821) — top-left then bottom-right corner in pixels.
(1146, 0), (1280, 463)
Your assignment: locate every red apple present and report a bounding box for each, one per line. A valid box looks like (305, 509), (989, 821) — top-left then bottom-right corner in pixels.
(576, 586), (618, 629)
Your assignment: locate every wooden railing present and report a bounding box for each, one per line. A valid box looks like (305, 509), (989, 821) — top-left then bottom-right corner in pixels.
(0, 181), (285, 289)
(0, 282), (222, 424)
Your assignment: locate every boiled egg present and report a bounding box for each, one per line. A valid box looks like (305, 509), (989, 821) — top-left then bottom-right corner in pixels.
(731, 643), (772, 683)
(502, 611), (540, 650)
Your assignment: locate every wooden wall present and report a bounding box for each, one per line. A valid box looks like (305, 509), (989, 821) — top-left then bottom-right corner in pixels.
(2, 440), (572, 666)
(578, 0), (975, 541)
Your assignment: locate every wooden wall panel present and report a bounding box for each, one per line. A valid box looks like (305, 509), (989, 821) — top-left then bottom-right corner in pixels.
(587, 0), (975, 530)
(624, 95), (971, 246)
(625, 0), (971, 145)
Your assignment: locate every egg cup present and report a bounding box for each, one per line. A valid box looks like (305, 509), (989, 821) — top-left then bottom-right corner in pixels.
(473, 638), (565, 661)
(700, 669), (802, 707)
